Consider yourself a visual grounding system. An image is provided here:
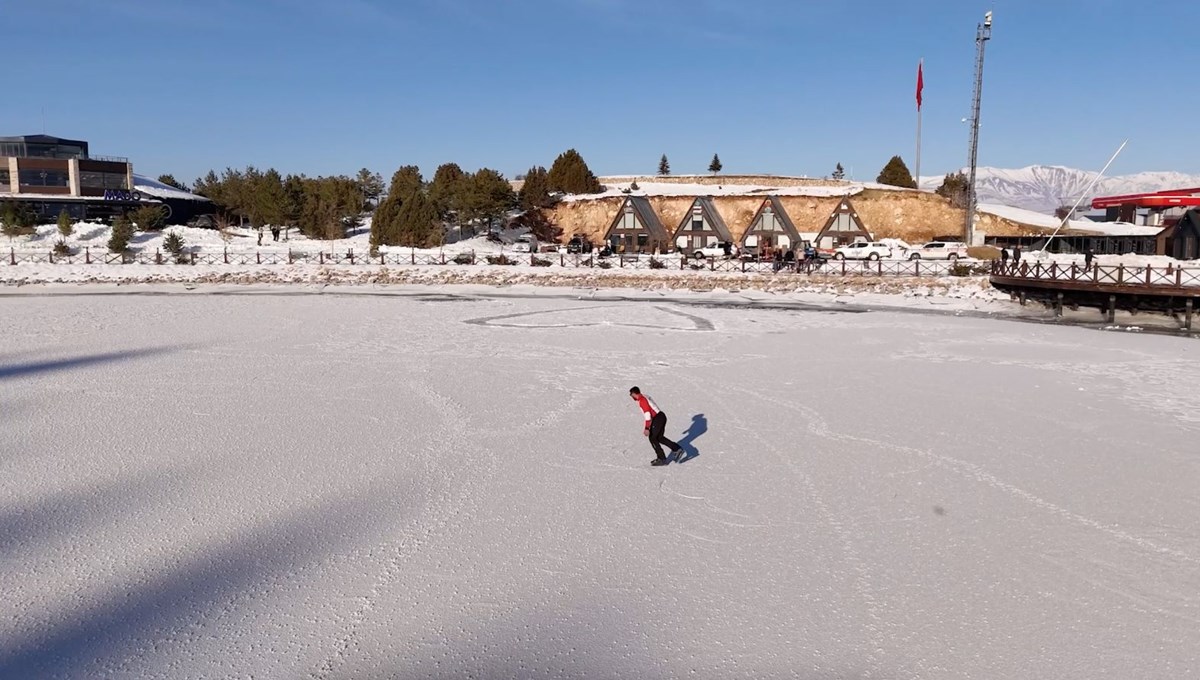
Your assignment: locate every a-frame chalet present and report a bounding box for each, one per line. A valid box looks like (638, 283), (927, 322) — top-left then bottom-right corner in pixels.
(741, 196), (802, 256)
(814, 196), (872, 249)
(672, 196), (734, 253)
(603, 196), (672, 254)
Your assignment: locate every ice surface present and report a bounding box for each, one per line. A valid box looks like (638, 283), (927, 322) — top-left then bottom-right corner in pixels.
(1, 289), (1197, 678)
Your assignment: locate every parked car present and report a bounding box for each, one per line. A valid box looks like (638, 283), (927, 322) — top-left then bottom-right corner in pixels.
(908, 241), (969, 261)
(832, 241), (893, 261)
(690, 241), (736, 260)
(186, 214), (219, 229)
(510, 234), (537, 253)
(566, 235), (592, 254)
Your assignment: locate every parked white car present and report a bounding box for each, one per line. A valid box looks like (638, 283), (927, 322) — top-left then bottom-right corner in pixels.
(690, 241), (736, 259)
(510, 234), (537, 253)
(832, 241), (893, 261)
(908, 241), (969, 261)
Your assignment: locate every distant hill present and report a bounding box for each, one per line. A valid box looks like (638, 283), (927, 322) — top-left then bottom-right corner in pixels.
(920, 165), (1200, 215)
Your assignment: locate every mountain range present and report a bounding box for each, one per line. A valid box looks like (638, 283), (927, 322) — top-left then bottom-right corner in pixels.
(919, 166), (1200, 215)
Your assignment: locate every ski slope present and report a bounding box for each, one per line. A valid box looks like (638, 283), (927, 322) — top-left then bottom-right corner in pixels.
(1, 287), (1197, 678)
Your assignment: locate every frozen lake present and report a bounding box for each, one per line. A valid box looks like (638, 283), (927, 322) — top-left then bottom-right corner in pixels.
(2, 288), (1198, 679)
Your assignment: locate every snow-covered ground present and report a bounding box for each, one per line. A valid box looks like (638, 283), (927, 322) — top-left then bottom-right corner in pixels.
(2, 288), (1198, 678)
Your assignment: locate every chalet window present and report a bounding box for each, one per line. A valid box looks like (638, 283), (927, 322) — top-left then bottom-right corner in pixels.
(637, 233), (648, 247)
(692, 219), (704, 231)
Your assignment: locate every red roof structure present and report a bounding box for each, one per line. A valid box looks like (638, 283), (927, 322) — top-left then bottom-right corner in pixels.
(1091, 188), (1200, 209)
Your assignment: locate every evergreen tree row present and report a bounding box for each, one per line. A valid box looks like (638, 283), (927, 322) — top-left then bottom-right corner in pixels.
(191, 167), (370, 240)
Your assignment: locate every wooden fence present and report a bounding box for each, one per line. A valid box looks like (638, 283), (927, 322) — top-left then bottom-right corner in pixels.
(7, 247), (984, 278)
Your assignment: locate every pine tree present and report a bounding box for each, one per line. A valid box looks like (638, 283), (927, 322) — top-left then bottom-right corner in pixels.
(156, 174), (188, 191)
(708, 154), (723, 174)
(0, 201), (36, 240)
(547, 149), (603, 195)
(462, 168), (516, 227)
(658, 154), (670, 176)
(832, 163), (845, 180)
(386, 166), (424, 201)
(282, 174), (306, 226)
(396, 190), (441, 247)
(518, 166), (554, 211)
(355, 168), (385, 208)
(370, 194), (403, 247)
(876, 156), (917, 188)
(57, 209), (73, 239)
(192, 170), (220, 199)
(429, 163), (466, 220)
(255, 168), (287, 227)
(936, 171), (970, 208)
(107, 213), (135, 253)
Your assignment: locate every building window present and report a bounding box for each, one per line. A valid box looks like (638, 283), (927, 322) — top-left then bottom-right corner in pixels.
(18, 168), (70, 188)
(23, 143), (85, 159)
(0, 168), (9, 188)
(80, 171), (129, 190)
(692, 219), (704, 231)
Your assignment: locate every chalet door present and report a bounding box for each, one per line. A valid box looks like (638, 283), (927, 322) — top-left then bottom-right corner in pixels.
(691, 235), (704, 250)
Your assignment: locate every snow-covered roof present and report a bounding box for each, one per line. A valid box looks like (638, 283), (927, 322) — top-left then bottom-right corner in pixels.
(977, 203), (1164, 236)
(132, 174), (211, 202)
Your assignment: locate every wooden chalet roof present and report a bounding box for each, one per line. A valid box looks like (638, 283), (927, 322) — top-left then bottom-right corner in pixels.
(816, 196), (871, 238)
(672, 196), (734, 241)
(605, 196), (671, 242)
(744, 195), (801, 239)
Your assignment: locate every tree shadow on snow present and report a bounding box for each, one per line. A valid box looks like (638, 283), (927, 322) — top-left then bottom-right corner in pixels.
(0, 346), (181, 382)
(674, 413), (707, 463)
(0, 487), (393, 678)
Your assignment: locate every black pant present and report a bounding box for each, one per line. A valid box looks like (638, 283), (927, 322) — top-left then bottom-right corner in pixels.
(648, 411), (680, 460)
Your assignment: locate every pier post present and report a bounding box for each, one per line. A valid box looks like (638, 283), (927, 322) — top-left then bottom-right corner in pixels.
(1055, 292), (1063, 319)
(1106, 295), (1116, 324)
(1186, 299), (1194, 331)
(1018, 291), (1026, 306)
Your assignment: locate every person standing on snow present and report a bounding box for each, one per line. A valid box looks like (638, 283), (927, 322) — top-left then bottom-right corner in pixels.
(629, 386), (682, 466)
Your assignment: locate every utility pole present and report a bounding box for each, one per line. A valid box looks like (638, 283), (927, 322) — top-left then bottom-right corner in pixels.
(964, 10), (992, 246)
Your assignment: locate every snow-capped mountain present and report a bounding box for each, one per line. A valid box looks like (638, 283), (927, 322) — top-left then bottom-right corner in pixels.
(919, 165), (1200, 214)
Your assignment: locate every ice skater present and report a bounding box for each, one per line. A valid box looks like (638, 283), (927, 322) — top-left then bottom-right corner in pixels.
(629, 386), (681, 466)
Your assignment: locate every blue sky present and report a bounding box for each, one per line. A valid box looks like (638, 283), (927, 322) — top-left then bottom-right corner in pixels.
(7, 0), (1198, 185)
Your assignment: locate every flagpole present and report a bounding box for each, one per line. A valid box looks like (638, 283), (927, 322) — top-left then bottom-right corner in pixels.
(915, 58), (923, 190)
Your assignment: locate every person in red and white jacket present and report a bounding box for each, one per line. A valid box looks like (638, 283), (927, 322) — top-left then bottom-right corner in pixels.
(629, 386), (682, 466)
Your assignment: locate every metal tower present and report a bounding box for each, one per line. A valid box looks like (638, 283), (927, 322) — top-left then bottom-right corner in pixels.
(964, 11), (992, 245)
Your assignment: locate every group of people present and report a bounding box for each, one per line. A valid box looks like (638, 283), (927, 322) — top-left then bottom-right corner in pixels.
(1000, 245), (1098, 271)
(255, 225), (285, 245)
(999, 245), (1023, 267)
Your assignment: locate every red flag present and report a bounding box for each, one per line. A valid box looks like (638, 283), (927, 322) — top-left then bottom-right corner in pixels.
(916, 60), (924, 110)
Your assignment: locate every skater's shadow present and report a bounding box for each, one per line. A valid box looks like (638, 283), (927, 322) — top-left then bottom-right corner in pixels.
(674, 413), (707, 463)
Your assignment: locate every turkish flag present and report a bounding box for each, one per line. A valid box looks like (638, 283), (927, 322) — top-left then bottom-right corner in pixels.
(916, 60), (924, 110)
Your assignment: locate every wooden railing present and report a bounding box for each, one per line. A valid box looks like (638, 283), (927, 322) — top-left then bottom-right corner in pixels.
(992, 261), (1200, 289)
(7, 246), (985, 279)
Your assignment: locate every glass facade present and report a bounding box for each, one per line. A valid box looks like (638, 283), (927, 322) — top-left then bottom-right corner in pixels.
(18, 168), (70, 188)
(80, 170), (129, 190)
(0, 141), (86, 159)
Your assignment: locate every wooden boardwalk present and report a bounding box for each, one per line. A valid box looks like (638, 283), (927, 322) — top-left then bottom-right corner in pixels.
(989, 260), (1200, 327)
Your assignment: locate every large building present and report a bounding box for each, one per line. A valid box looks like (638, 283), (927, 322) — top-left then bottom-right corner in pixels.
(0, 133), (143, 221)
